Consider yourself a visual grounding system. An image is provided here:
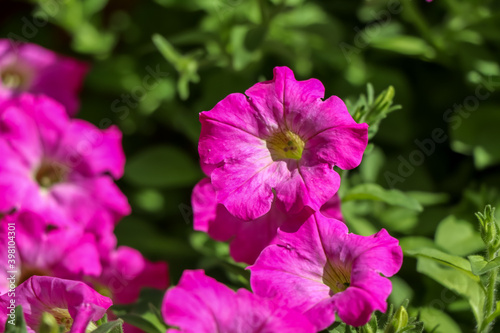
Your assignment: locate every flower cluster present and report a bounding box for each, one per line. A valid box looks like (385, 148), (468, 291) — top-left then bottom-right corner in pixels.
(161, 66), (404, 332)
(0, 41), (168, 332)
(1, 39), (403, 332)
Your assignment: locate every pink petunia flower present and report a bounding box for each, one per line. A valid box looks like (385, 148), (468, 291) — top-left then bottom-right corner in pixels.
(162, 269), (315, 333)
(0, 210), (102, 295)
(199, 66), (368, 220)
(92, 246), (169, 305)
(0, 94), (130, 228)
(249, 214), (403, 330)
(0, 276), (112, 333)
(192, 177), (343, 264)
(0, 40), (88, 115)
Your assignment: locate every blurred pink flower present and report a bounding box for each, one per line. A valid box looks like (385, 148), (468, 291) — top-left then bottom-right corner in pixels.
(192, 177), (343, 264)
(93, 246), (169, 305)
(199, 66), (368, 221)
(0, 94), (130, 229)
(162, 269), (315, 333)
(0, 211), (102, 294)
(249, 214), (403, 330)
(0, 276), (112, 333)
(0, 40), (88, 115)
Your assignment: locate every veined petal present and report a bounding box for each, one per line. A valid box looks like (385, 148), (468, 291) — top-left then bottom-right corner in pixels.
(275, 160), (341, 214)
(307, 123), (369, 170)
(162, 270), (315, 333)
(342, 229), (403, 277)
(211, 158), (286, 221)
(192, 178), (313, 264)
(250, 213), (402, 330)
(246, 66), (325, 132)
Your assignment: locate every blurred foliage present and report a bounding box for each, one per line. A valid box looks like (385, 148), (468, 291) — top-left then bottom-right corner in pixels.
(3, 0), (500, 332)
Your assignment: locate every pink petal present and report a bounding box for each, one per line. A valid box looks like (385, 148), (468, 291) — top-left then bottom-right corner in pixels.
(332, 286), (379, 327)
(211, 158), (285, 221)
(292, 96), (362, 140)
(162, 270), (315, 333)
(0, 40), (89, 115)
(56, 121), (125, 178)
(0, 276), (111, 333)
(320, 193), (344, 221)
(275, 160), (341, 214)
(250, 214), (402, 330)
(307, 123), (369, 170)
(98, 246), (169, 305)
(245, 66), (325, 134)
(341, 229), (403, 277)
(192, 178), (313, 264)
(162, 270), (236, 332)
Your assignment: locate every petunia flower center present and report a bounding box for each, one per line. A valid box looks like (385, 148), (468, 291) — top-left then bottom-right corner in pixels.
(0, 69), (28, 91)
(266, 130), (305, 160)
(322, 261), (351, 295)
(35, 160), (68, 188)
(48, 308), (74, 332)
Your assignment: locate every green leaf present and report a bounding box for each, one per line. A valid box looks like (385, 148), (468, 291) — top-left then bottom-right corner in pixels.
(343, 183), (423, 211)
(360, 146), (385, 183)
(115, 314), (161, 333)
(125, 145), (201, 188)
(112, 289), (168, 333)
(349, 84), (402, 140)
(82, 0), (110, 16)
(412, 307), (461, 333)
(152, 34), (200, 99)
(406, 192), (449, 206)
(328, 322), (356, 333)
(371, 35), (436, 58)
(450, 105), (500, 169)
(152, 34), (181, 65)
(72, 23), (116, 55)
(378, 207), (418, 233)
(468, 255), (500, 275)
(361, 314), (378, 333)
(389, 277), (414, 307)
(91, 319), (124, 333)
(4, 306), (28, 333)
(435, 216), (485, 256)
(244, 25), (267, 51)
(415, 257), (485, 324)
(406, 248), (478, 280)
(341, 201), (380, 236)
(399, 236), (438, 253)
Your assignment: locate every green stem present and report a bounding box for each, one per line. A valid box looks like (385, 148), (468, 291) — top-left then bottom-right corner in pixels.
(481, 247), (499, 332)
(487, 250), (498, 312)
